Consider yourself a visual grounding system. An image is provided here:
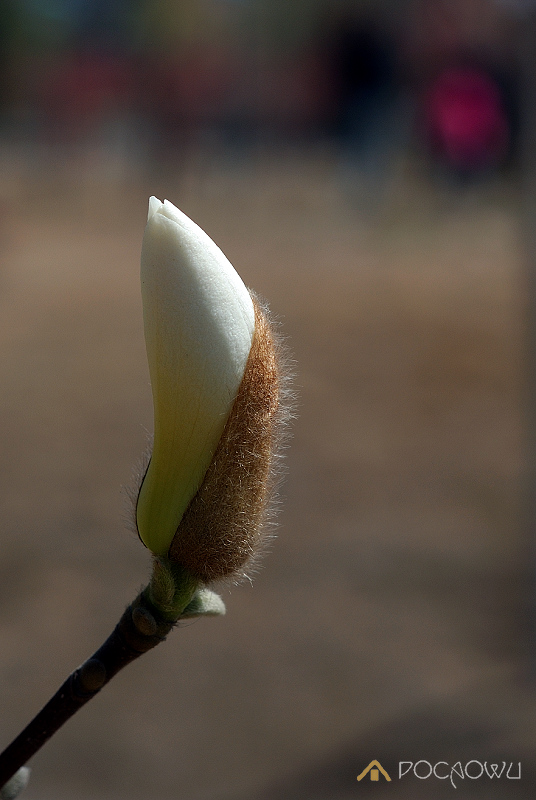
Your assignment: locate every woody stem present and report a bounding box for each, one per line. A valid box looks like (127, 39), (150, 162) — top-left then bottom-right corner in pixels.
(0, 585), (179, 791)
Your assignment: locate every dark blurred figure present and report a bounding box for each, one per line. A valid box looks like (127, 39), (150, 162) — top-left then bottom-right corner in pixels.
(327, 13), (397, 141)
(422, 62), (511, 179)
(0, 1), (15, 114)
(324, 12), (404, 204)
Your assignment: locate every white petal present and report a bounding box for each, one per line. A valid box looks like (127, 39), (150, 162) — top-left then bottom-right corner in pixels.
(136, 198), (255, 556)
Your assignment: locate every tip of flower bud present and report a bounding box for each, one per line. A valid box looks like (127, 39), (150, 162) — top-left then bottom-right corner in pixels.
(147, 195), (162, 221)
(0, 767), (30, 800)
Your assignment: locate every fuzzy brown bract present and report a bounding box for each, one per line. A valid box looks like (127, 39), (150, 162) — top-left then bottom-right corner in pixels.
(167, 294), (290, 582)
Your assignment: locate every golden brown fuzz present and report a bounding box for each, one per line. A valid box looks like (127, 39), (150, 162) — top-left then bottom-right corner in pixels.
(167, 295), (284, 582)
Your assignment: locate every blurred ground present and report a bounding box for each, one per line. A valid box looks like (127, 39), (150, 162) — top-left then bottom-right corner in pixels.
(0, 145), (534, 799)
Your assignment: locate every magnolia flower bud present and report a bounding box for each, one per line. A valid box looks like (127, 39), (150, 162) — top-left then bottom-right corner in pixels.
(135, 198), (289, 582)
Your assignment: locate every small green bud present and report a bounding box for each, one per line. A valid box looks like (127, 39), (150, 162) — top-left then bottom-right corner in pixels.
(0, 767), (30, 800)
(181, 588), (226, 618)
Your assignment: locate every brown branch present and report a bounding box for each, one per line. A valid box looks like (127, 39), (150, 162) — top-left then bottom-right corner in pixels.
(0, 590), (175, 790)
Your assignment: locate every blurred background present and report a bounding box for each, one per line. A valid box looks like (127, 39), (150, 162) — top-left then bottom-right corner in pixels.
(0, 0), (535, 798)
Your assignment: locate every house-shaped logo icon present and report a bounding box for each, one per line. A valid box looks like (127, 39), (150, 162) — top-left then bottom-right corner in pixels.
(357, 760), (392, 782)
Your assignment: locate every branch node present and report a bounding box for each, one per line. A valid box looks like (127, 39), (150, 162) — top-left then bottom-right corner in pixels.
(131, 606), (158, 636)
(76, 659), (107, 695)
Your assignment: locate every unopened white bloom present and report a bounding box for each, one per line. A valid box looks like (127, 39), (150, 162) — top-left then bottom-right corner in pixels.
(136, 197), (255, 556)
